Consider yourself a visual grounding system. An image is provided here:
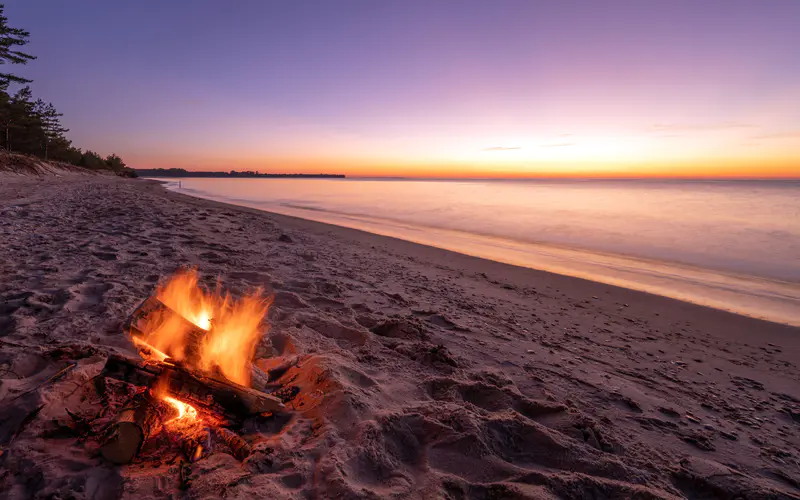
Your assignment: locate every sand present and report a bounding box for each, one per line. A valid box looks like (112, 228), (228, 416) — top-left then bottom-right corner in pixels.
(0, 175), (798, 499)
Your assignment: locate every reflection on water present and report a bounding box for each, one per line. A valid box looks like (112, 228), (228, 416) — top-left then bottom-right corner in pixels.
(161, 178), (800, 326)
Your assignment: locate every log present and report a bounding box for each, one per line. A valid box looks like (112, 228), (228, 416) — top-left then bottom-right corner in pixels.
(213, 427), (252, 461)
(101, 354), (284, 420)
(250, 365), (270, 392)
(101, 393), (165, 464)
(126, 296), (268, 391)
(125, 296), (208, 365)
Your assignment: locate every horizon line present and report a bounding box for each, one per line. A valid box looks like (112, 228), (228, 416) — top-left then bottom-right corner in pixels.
(140, 172), (800, 182)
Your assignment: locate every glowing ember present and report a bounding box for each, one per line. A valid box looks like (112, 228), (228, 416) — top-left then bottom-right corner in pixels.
(162, 395), (198, 423)
(134, 268), (270, 386)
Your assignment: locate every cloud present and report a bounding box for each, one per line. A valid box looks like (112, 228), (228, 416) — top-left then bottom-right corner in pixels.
(483, 146), (521, 151)
(750, 132), (800, 140)
(648, 122), (755, 132)
(540, 142), (576, 148)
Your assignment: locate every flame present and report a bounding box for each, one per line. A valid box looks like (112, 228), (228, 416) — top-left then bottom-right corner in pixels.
(198, 292), (268, 386)
(162, 395), (198, 423)
(134, 268), (270, 386)
(150, 376), (202, 433)
(132, 336), (169, 362)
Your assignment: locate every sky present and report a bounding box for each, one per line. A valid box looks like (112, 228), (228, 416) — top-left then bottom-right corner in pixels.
(6, 0), (800, 177)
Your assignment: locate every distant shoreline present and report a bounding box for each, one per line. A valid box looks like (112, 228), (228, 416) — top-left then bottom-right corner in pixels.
(135, 169), (799, 182)
(135, 168), (345, 178)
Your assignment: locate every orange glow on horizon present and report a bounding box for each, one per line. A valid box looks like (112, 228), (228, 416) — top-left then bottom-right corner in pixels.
(131, 154), (800, 179)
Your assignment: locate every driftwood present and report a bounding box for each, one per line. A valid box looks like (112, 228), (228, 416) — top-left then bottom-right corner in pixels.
(101, 393), (166, 464)
(101, 354), (284, 420)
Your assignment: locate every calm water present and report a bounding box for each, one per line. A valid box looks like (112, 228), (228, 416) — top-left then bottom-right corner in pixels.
(161, 178), (800, 326)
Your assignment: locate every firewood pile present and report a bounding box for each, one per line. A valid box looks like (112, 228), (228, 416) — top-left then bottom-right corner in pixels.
(90, 272), (296, 465)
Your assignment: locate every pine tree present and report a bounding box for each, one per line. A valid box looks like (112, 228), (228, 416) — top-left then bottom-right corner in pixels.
(34, 99), (68, 159)
(0, 5), (130, 172)
(0, 85), (37, 151)
(0, 4), (35, 85)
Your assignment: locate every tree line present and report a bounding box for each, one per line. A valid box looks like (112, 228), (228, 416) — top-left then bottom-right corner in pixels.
(0, 5), (133, 175)
(137, 168), (345, 178)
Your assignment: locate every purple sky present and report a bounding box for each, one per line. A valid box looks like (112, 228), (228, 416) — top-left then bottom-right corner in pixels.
(6, 0), (800, 176)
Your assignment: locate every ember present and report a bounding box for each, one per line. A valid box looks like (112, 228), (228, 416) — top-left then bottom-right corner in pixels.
(163, 395), (197, 423)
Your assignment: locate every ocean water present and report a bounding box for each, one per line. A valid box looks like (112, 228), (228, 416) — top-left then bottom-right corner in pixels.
(161, 178), (800, 326)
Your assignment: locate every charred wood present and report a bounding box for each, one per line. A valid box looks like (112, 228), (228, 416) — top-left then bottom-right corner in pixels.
(101, 354), (284, 420)
(180, 427), (211, 462)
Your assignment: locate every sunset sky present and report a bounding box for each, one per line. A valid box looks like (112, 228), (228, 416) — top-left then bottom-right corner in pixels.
(7, 1), (800, 177)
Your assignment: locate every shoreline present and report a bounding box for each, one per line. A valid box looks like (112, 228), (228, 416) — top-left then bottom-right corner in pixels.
(159, 178), (800, 327)
(151, 177), (800, 343)
(1, 175), (798, 498)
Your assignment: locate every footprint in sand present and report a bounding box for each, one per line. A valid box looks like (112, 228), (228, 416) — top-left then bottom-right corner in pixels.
(91, 251), (118, 261)
(227, 271), (273, 287)
(0, 316), (15, 337)
(66, 282), (113, 312)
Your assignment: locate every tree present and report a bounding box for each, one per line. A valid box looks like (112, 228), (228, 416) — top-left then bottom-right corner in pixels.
(79, 150), (106, 169)
(0, 4), (35, 85)
(0, 5), (130, 173)
(33, 99), (68, 159)
(105, 153), (126, 170)
(0, 85), (38, 151)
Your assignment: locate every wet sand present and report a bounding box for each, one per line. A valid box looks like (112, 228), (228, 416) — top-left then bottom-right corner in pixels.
(1, 175), (798, 499)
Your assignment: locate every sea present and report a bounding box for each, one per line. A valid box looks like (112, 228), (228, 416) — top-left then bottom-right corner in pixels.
(160, 178), (800, 326)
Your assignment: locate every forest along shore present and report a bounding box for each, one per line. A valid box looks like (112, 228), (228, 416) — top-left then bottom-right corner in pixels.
(1, 175), (798, 499)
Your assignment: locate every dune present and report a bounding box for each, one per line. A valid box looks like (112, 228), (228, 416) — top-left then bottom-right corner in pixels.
(0, 175), (798, 499)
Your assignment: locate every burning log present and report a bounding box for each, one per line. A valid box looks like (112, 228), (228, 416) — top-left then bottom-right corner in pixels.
(101, 354), (284, 420)
(127, 295), (272, 392)
(126, 295), (208, 365)
(101, 393), (167, 464)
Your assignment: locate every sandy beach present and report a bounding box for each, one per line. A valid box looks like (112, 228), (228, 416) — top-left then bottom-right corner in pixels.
(1, 175), (798, 499)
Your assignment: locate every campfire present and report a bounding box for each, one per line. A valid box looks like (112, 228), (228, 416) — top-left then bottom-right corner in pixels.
(98, 269), (285, 464)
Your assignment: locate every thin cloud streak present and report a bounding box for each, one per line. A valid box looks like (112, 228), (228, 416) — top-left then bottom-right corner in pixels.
(751, 132), (800, 140)
(483, 146), (522, 151)
(540, 142), (576, 148)
(648, 123), (756, 132)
